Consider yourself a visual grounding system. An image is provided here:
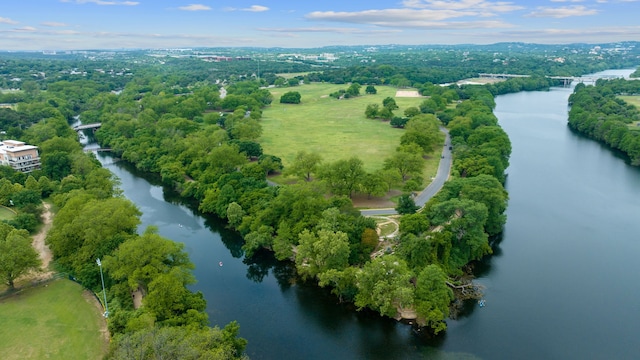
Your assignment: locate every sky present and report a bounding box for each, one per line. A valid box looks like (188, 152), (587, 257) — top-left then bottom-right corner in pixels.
(0, 0), (639, 50)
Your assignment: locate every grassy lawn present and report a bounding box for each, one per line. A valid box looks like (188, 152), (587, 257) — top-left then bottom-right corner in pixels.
(0, 206), (16, 221)
(618, 96), (640, 130)
(0, 279), (108, 360)
(261, 83), (429, 172)
(275, 72), (310, 79)
(619, 95), (640, 109)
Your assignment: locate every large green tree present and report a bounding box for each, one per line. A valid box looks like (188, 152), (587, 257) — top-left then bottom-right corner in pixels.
(285, 150), (322, 181)
(295, 229), (350, 280)
(414, 264), (453, 333)
(318, 157), (365, 197)
(355, 255), (414, 318)
(0, 223), (41, 289)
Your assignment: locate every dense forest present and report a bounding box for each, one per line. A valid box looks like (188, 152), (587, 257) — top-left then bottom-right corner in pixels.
(568, 79), (640, 165)
(1, 44), (638, 355)
(0, 65), (249, 358)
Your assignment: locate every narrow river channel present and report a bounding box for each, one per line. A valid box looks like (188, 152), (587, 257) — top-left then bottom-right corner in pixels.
(95, 69), (640, 359)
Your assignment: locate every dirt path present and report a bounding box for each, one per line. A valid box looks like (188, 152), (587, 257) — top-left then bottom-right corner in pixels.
(31, 203), (54, 279)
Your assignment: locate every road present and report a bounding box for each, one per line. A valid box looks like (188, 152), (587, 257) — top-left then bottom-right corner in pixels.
(360, 127), (451, 216)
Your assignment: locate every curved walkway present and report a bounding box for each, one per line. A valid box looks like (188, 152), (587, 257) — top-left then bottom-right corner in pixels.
(360, 127), (452, 216)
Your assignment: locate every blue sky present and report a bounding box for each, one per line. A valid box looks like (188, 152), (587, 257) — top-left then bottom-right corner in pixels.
(1, 0), (639, 50)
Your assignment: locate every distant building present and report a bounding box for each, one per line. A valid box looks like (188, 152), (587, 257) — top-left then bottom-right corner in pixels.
(0, 140), (41, 173)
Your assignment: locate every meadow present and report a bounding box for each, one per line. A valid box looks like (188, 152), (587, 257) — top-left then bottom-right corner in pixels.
(260, 83), (429, 172)
(0, 206), (16, 221)
(619, 95), (640, 130)
(0, 279), (108, 360)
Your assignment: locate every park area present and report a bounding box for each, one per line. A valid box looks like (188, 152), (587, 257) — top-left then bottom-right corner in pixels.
(0, 279), (108, 360)
(261, 84), (429, 172)
(618, 95), (640, 130)
(0, 206), (16, 221)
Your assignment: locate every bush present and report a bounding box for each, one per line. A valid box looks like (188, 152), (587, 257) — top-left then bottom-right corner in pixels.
(280, 91), (301, 104)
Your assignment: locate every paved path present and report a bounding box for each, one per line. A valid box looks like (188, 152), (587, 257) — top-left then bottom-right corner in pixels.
(360, 128), (451, 216)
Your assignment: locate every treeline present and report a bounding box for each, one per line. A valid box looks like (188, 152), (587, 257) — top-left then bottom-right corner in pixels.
(2, 55), (512, 334)
(85, 66), (511, 332)
(0, 92), (248, 358)
(568, 79), (640, 165)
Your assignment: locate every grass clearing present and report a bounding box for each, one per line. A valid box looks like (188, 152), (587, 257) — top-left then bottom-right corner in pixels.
(378, 221), (397, 238)
(617, 96), (640, 130)
(619, 95), (640, 109)
(261, 83), (428, 172)
(0, 279), (108, 360)
(275, 72), (310, 79)
(0, 206), (16, 221)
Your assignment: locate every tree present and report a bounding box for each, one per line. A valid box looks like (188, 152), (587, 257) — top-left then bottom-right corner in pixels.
(41, 151), (73, 181)
(280, 91), (301, 104)
(105, 227), (193, 293)
(400, 114), (440, 153)
(355, 255), (414, 318)
(399, 212), (430, 235)
(404, 106), (421, 118)
(390, 116), (408, 128)
(346, 83), (361, 97)
(226, 202), (245, 228)
(414, 264), (453, 333)
(383, 146), (424, 181)
(382, 97), (399, 110)
(0, 224), (41, 289)
(295, 229), (350, 280)
(108, 322), (247, 360)
(396, 194), (419, 214)
(365, 104), (379, 119)
(285, 150), (322, 181)
(365, 85), (377, 94)
(359, 173), (387, 199)
(318, 157), (365, 197)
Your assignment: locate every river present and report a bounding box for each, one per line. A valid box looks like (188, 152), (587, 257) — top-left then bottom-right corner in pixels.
(95, 69), (640, 359)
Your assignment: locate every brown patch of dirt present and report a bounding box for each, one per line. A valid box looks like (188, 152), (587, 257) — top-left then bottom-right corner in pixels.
(395, 90), (423, 98)
(131, 288), (143, 309)
(351, 190), (400, 209)
(24, 203), (54, 282)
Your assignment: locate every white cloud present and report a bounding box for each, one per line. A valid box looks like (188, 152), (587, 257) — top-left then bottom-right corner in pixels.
(178, 4), (212, 11)
(41, 22), (69, 27)
(258, 27), (402, 35)
(306, 1), (524, 29)
(12, 26), (37, 32)
(225, 5), (270, 12)
(60, 0), (139, 5)
(483, 26), (640, 43)
(0, 17), (19, 25)
(242, 5), (269, 12)
(306, 9), (516, 28)
(525, 5), (598, 18)
(401, 0), (524, 12)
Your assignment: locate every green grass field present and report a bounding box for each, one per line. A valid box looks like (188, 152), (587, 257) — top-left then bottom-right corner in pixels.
(275, 72), (310, 79)
(618, 96), (640, 130)
(0, 206), (16, 221)
(619, 95), (640, 108)
(261, 84), (430, 172)
(0, 279), (108, 360)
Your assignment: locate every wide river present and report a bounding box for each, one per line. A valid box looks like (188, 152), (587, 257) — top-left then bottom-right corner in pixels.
(97, 69), (640, 359)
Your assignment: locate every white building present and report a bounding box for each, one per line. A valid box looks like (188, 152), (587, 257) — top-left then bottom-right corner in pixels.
(0, 140), (41, 173)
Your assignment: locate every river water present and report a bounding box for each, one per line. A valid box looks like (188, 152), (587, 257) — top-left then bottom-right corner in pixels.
(96, 69), (640, 359)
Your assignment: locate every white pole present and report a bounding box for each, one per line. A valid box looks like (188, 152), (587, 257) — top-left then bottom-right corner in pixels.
(96, 258), (109, 318)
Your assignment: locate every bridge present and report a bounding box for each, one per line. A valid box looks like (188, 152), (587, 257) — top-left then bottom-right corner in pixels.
(479, 73), (626, 86)
(73, 123), (101, 131)
(83, 148), (112, 153)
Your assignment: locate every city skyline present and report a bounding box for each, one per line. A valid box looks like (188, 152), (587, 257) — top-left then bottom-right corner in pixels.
(1, 0), (639, 50)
